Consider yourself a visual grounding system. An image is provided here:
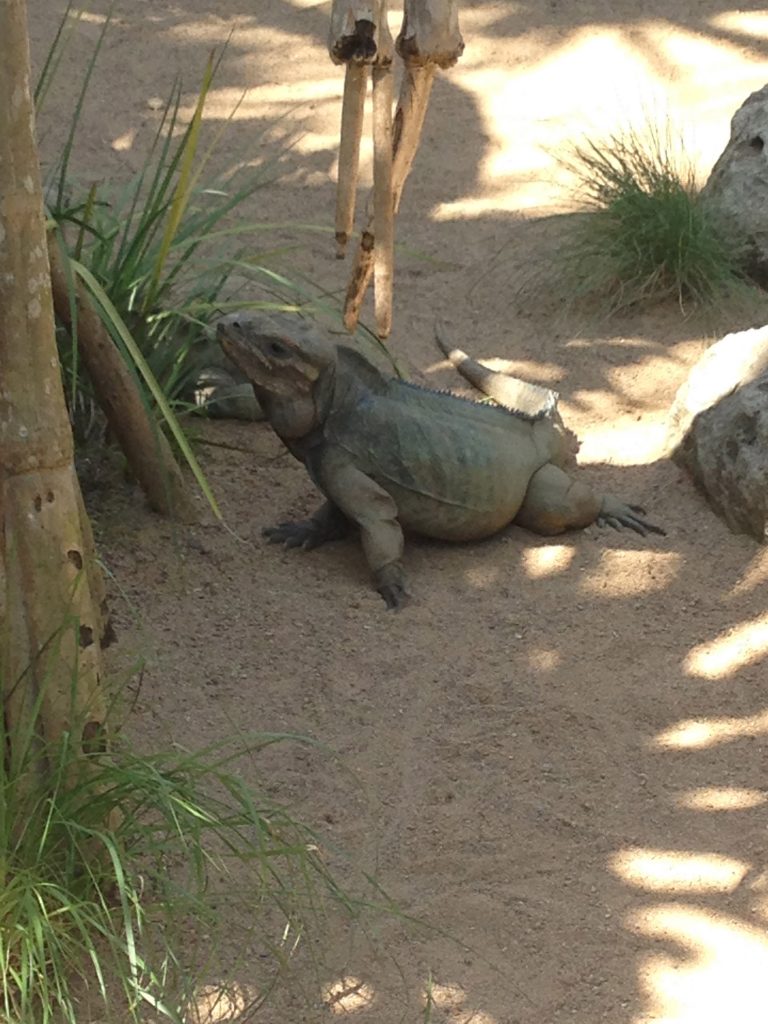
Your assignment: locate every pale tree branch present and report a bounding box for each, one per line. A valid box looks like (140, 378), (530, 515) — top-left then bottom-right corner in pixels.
(340, 0), (464, 335)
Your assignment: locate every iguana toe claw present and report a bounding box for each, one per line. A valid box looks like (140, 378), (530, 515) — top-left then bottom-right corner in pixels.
(598, 515), (622, 532)
(263, 521), (319, 549)
(378, 584), (410, 611)
(263, 506), (351, 551)
(598, 498), (665, 538)
(375, 564), (410, 610)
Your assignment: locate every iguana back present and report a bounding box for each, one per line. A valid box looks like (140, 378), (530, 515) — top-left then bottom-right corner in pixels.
(324, 348), (557, 540)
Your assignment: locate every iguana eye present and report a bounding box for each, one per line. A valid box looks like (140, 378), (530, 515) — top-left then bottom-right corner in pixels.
(268, 339), (289, 357)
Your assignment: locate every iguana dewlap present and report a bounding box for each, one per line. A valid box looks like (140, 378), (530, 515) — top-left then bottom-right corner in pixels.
(217, 312), (663, 609)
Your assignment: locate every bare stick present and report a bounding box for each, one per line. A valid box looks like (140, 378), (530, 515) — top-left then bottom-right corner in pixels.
(343, 61), (435, 331)
(391, 62), (436, 212)
(335, 62), (369, 258)
(372, 64), (394, 337)
(397, 0), (464, 69)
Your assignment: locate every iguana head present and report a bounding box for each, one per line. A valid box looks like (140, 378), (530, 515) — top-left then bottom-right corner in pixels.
(217, 313), (336, 438)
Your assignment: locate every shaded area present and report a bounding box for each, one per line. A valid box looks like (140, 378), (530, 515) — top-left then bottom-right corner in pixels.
(25, 1), (768, 1021)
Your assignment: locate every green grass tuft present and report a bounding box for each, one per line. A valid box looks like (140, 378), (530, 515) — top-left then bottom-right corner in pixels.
(0, 672), (364, 1023)
(557, 123), (748, 311)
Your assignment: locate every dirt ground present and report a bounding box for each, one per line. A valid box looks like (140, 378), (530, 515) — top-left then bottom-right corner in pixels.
(26, 1), (768, 1021)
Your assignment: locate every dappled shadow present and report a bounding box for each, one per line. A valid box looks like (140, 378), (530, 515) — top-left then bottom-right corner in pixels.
(26, 1), (768, 1022)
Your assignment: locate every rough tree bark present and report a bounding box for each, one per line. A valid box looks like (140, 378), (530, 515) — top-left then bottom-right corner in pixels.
(0, 0), (109, 772)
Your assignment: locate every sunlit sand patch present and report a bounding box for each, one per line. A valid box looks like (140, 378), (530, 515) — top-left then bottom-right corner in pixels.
(658, 21), (768, 72)
(521, 544), (574, 579)
(196, 80), (342, 122)
(676, 786), (767, 812)
(528, 647), (561, 672)
(660, 26), (768, 132)
(434, 14), (767, 217)
(111, 130), (135, 152)
(426, 357), (565, 388)
(729, 549), (768, 598)
(323, 976), (375, 1014)
(76, 10), (108, 23)
(437, 28), (673, 217)
(576, 418), (670, 466)
(710, 11), (768, 39)
(426, 980), (466, 1009)
(684, 613), (768, 680)
(654, 709), (768, 750)
(628, 904), (768, 1024)
(581, 551), (680, 597)
(187, 981), (260, 1023)
(610, 847), (747, 893)
(451, 1012), (498, 1024)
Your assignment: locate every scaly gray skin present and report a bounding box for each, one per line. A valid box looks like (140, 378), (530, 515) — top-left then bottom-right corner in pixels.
(217, 312), (664, 609)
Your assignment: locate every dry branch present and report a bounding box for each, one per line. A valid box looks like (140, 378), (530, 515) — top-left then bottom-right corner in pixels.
(330, 0), (395, 328)
(342, 62), (435, 331)
(396, 0), (464, 67)
(47, 238), (194, 521)
(340, 0), (464, 333)
(372, 65), (394, 337)
(335, 63), (368, 257)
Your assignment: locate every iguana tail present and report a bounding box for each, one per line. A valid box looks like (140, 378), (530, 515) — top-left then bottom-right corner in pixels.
(434, 320), (559, 418)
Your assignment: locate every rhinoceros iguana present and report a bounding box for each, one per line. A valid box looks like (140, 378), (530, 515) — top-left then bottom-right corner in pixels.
(217, 312), (663, 609)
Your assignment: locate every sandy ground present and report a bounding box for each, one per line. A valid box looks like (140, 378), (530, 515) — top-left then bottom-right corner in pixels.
(26, 1), (768, 1021)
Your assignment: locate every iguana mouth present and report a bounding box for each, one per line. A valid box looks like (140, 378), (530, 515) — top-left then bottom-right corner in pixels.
(217, 316), (323, 396)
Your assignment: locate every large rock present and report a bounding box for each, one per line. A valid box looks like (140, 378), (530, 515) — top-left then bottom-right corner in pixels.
(701, 84), (768, 285)
(667, 325), (768, 541)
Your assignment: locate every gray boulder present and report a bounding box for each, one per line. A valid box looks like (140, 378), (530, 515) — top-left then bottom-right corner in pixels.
(701, 84), (768, 285)
(667, 325), (768, 541)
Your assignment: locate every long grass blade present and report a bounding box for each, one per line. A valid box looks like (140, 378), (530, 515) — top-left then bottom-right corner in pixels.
(141, 54), (216, 314)
(34, 1), (78, 110)
(70, 259), (222, 518)
(51, 5), (114, 209)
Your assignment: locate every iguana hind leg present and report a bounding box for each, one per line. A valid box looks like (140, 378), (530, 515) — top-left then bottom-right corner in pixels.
(516, 463), (601, 535)
(516, 463), (664, 537)
(263, 501), (350, 549)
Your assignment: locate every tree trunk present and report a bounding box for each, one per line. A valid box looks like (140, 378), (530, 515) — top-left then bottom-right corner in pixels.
(0, 0), (109, 773)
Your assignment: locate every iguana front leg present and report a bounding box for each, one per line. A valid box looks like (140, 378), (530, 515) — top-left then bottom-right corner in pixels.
(318, 449), (408, 609)
(263, 501), (350, 549)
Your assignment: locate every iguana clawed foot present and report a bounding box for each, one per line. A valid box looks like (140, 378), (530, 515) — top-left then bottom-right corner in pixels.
(263, 520), (328, 550)
(597, 498), (666, 537)
(374, 563), (410, 611)
(263, 502), (350, 550)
